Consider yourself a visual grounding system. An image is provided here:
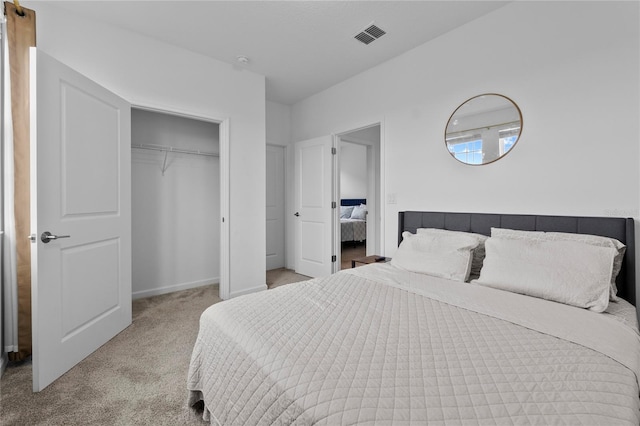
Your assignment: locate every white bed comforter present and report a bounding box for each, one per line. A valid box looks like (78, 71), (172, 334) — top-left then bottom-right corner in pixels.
(187, 264), (640, 425)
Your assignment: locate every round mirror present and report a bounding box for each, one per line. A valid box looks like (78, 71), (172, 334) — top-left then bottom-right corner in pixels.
(445, 94), (522, 165)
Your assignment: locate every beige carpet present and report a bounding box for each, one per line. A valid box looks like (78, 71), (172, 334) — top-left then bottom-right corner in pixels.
(0, 269), (310, 425)
(266, 267), (310, 289)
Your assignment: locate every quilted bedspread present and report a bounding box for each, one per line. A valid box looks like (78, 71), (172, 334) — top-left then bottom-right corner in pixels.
(187, 264), (640, 425)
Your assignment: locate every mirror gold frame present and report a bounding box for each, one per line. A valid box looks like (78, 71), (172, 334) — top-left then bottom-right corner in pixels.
(445, 93), (523, 166)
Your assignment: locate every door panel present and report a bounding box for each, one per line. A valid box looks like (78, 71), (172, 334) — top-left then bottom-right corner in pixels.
(62, 82), (120, 215)
(266, 145), (285, 270)
(30, 49), (131, 391)
(294, 136), (333, 277)
(61, 239), (120, 337)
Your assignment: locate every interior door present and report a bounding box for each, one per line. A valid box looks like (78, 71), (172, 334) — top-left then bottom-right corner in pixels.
(30, 48), (132, 391)
(266, 145), (285, 270)
(294, 136), (334, 277)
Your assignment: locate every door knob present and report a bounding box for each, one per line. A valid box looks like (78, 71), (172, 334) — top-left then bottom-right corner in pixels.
(41, 231), (71, 243)
(294, 212), (300, 217)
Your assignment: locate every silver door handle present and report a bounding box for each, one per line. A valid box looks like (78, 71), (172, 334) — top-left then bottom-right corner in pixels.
(41, 231), (71, 243)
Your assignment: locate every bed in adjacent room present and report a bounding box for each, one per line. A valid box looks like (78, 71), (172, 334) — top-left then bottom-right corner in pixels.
(187, 211), (640, 425)
(340, 199), (367, 244)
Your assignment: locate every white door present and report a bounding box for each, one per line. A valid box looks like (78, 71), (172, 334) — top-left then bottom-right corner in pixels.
(294, 136), (334, 277)
(266, 145), (285, 270)
(30, 49), (132, 391)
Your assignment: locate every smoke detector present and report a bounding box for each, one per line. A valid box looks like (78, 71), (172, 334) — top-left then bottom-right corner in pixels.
(354, 23), (387, 45)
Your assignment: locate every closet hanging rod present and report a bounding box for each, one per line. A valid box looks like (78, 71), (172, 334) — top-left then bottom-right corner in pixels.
(132, 143), (219, 157)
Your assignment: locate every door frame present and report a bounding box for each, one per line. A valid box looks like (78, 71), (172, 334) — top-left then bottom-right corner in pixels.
(131, 103), (230, 299)
(334, 119), (385, 268)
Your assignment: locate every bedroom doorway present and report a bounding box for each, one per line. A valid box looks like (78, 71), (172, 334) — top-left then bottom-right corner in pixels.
(337, 124), (381, 270)
(292, 124), (382, 277)
(130, 108), (225, 300)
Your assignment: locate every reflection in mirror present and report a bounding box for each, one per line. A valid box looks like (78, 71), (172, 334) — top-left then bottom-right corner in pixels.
(445, 94), (522, 165)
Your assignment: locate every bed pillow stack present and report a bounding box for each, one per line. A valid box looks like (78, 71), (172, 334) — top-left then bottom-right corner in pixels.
(350, 204), (367, 220)
(417, 228), (488, 280)
(340, 206), (355, 219)
(391, 230), (479, 281)
(474, 228), (625, 312)
(489, 228), (626, 302)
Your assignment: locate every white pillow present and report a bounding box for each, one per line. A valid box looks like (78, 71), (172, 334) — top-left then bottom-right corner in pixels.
(340, 206), (354, 219)
(491, 228), (626, 301)
(490, 228), (544, 241)
(350, 204), (367, 220)
(475, 237), (617, 312)
(546, 232), (626, 301)
(417, 228), (488, 281)
(391, 231), (479, 282)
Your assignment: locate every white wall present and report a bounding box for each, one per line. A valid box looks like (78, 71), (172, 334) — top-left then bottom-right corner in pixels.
(291, 2), (640, 273)
(340, 142), (367, 199)
(27, 2), (267, 297)
(266, 101), (292, 147)
(131, 109), (219, 299)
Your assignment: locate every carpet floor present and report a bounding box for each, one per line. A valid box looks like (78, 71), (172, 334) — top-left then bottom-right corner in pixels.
(0, 269), (310, 425)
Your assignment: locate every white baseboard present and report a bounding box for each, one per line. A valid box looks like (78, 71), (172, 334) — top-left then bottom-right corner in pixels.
(132, 278), (219, 300)
(229, 283), (268, 299)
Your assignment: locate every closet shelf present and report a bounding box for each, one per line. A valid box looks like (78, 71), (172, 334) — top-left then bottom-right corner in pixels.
(132, 143), (218, 157)
(132, 143), (218, 176)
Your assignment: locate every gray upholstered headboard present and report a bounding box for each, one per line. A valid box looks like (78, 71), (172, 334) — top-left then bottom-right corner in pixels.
(398, 211), (636, 305)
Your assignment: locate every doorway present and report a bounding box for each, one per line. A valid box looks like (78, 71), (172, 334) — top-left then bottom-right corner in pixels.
(131, 108), (221, 299)
(337, 124), (381, 270)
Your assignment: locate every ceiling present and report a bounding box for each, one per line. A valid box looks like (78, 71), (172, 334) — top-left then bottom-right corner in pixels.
(41, 1), (510, 105)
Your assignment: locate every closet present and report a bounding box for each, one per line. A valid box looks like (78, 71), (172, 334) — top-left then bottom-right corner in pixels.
(131, 109), (220, 299)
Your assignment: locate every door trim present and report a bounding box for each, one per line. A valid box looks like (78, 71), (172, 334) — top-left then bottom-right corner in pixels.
(130, 103), (231, 299)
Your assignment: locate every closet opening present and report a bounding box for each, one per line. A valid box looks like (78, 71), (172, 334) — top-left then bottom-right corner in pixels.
(131, 108), (222, 299)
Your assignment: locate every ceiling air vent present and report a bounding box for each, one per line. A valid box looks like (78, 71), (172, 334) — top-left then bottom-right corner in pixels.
(354, 23), (386, 45)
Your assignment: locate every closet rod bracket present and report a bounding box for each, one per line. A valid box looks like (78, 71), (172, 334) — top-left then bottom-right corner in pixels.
(161, 150), (169, 176)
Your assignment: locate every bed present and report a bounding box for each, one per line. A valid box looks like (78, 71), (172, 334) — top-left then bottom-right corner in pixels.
(340, 199), (367, 244)
(187, 211), (640, 425)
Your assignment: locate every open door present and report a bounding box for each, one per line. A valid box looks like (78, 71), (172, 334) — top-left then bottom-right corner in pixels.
(294, 136), (334, 277)
(30, 49), (132, 391)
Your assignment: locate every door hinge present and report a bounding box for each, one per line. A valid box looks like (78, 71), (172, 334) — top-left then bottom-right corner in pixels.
(331, 255), (337, 262)
(331, 147), (337, 155)
(331, 201), (337, 209)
